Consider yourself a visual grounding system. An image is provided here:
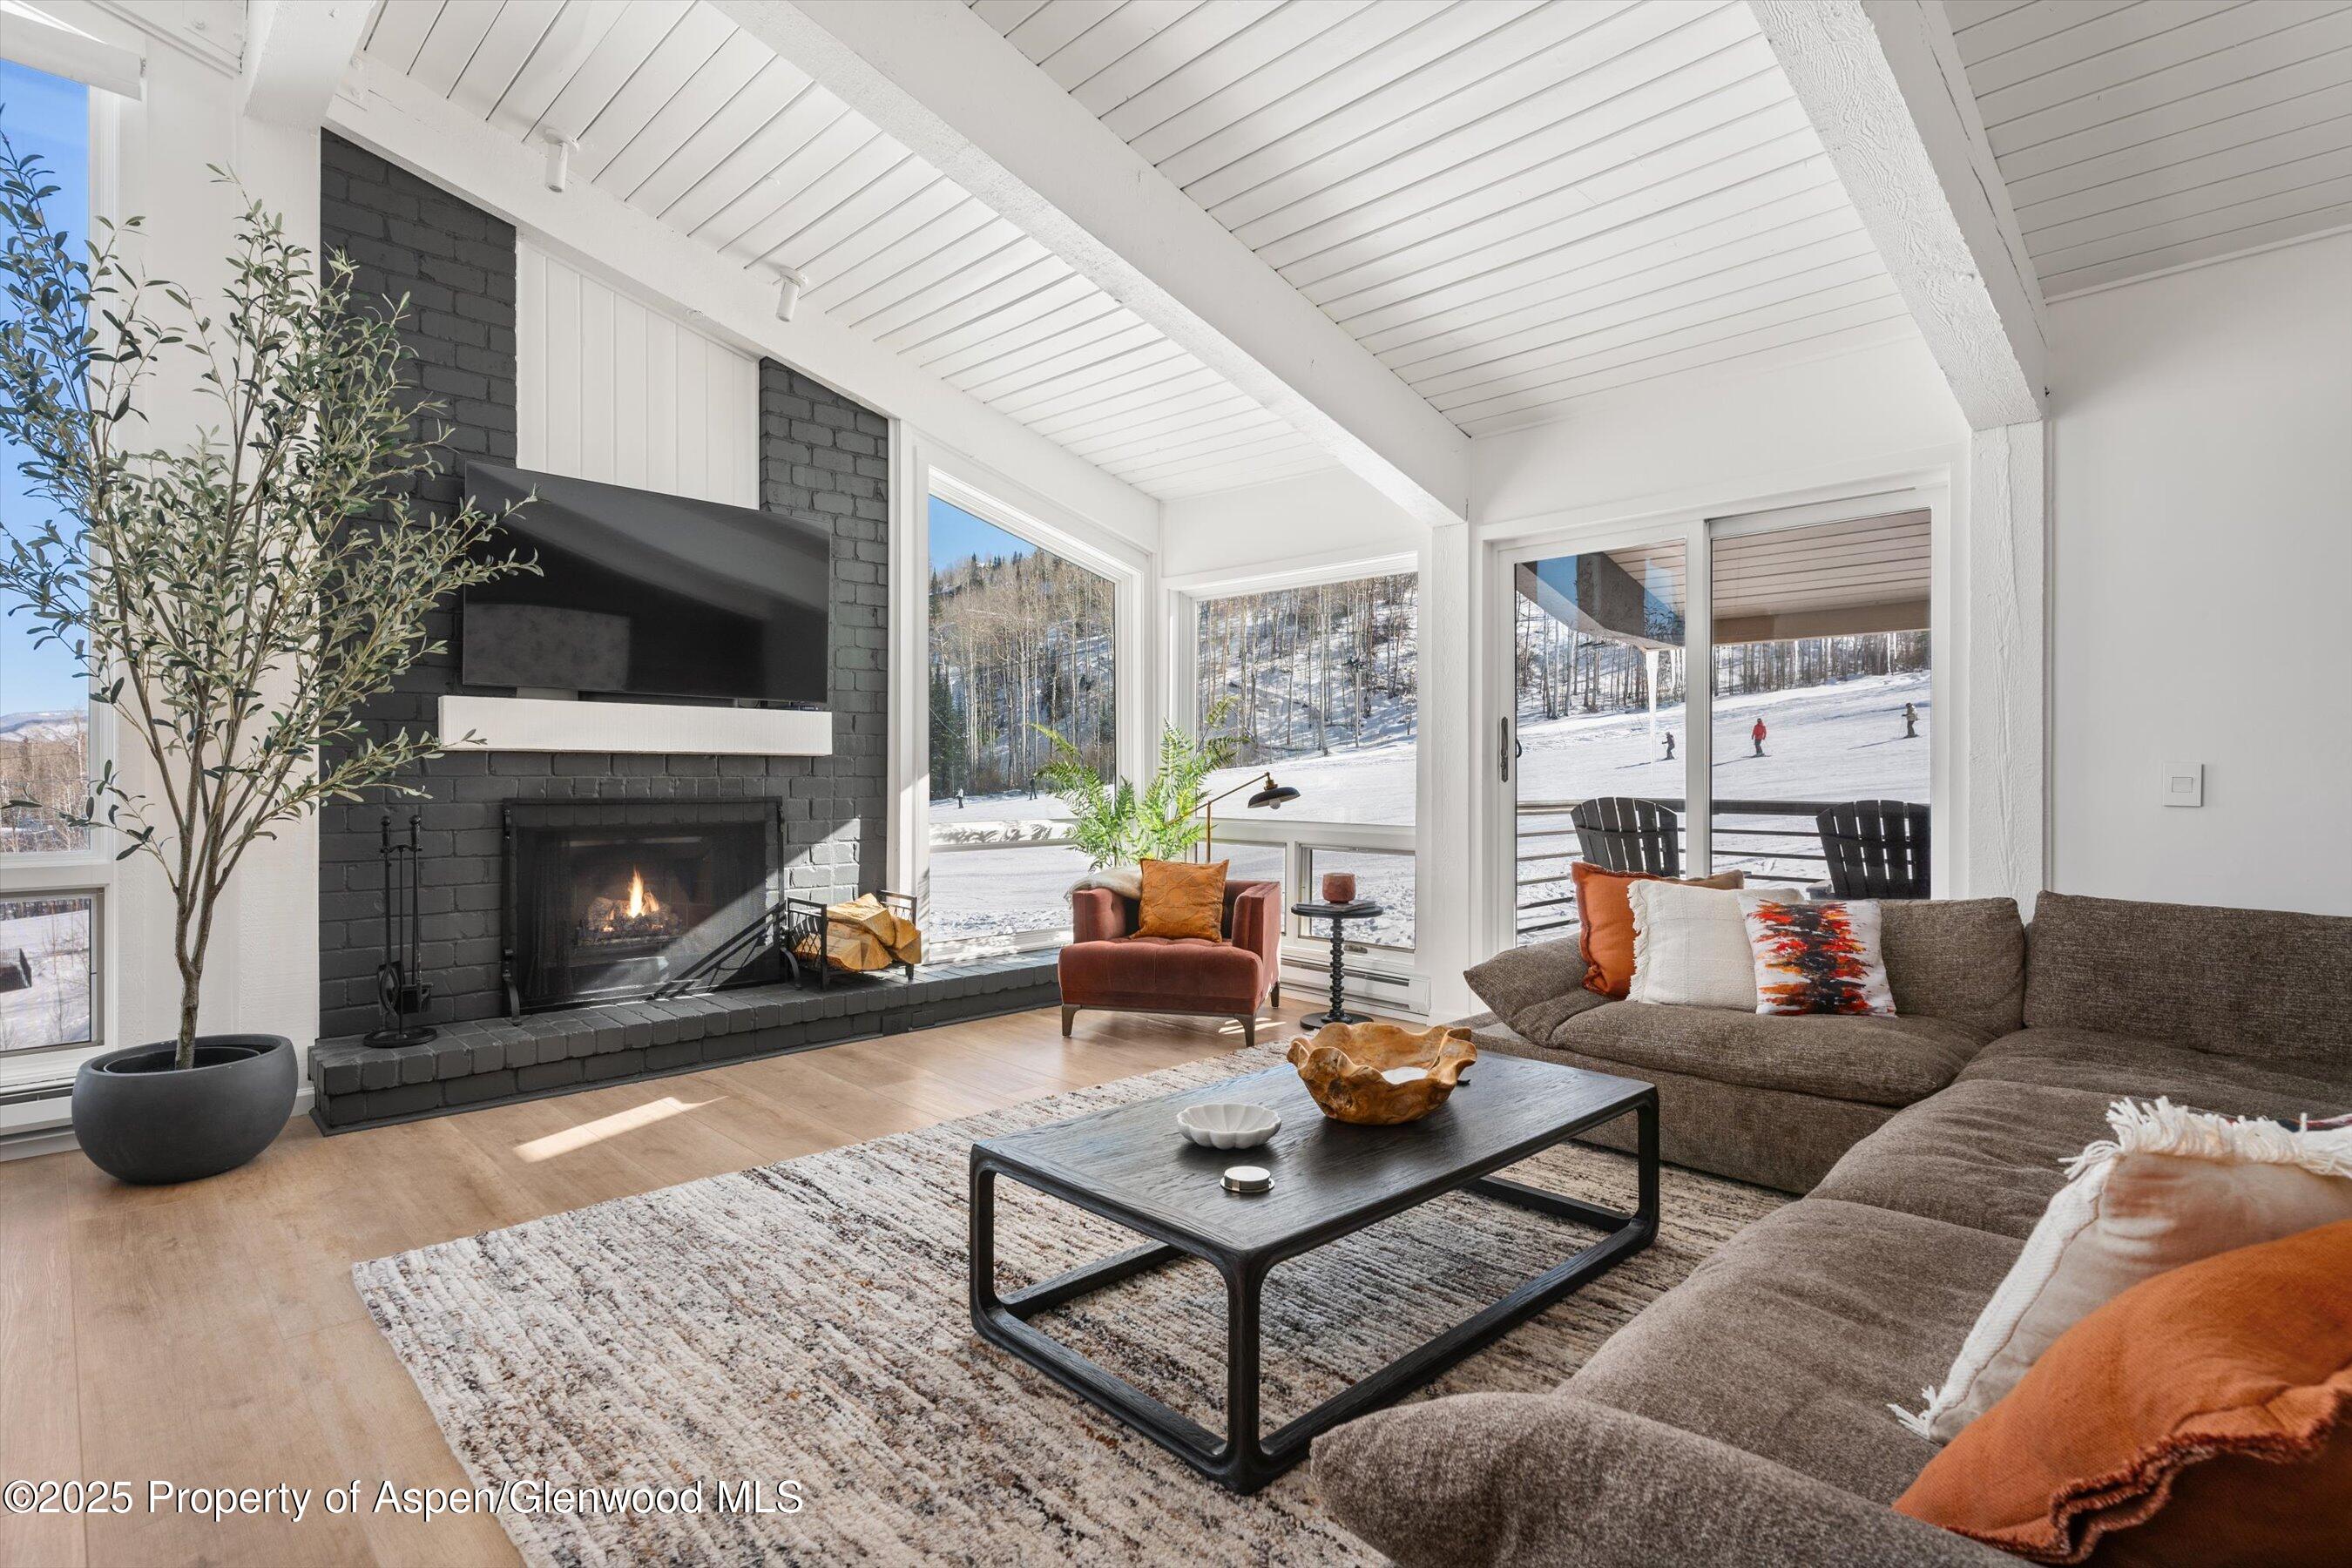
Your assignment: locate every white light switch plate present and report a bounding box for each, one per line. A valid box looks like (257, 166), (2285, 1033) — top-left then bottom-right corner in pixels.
(2160, 762), (2204, 808)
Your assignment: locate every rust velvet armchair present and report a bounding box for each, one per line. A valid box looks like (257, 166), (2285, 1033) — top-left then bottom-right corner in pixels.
(1058, 880), (1283, 1047)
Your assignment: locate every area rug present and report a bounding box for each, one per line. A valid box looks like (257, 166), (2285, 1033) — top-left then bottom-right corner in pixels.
(356, 1043), (1784, 1565)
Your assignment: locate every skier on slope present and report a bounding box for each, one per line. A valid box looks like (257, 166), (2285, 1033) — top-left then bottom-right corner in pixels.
(1903, 701), (1919, 740)
(1751, 716), (1767, 758)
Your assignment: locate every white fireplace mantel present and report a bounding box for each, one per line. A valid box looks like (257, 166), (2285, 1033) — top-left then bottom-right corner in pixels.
(437, 695), (832, 757)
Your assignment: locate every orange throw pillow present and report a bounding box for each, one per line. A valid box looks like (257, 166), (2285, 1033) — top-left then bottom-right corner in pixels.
(1135, 858), (1227, 941)
(1895, 1218), (2352, 1566)
(1571, 862), (1742, 998)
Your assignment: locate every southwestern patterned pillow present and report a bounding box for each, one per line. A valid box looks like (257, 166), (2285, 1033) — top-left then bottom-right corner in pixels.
(1738, 896), (1896, 1017)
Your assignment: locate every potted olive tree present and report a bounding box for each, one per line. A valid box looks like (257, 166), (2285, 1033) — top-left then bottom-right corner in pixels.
(0, 140), (526, 1183)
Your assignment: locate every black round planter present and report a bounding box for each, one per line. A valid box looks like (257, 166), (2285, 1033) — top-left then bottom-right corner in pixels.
(72, 1033), (297, 1186)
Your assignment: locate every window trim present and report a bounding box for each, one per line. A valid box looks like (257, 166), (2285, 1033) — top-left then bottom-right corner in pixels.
(0, 67), (119, 1087)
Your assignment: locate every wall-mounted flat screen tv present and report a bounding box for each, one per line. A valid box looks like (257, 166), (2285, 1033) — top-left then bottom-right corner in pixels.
(460, 463), (831, 707)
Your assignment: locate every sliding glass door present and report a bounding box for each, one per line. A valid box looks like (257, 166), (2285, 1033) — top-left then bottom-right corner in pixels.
(1497, 500), (1935, 947)
(1708, 510), (1931, 889)
(1507, 540), (1688, 945)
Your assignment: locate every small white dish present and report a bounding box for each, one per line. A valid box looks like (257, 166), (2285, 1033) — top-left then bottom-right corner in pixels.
(1178, 1101), (1281, 1150)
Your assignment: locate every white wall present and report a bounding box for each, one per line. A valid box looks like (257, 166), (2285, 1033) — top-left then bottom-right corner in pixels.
(1159, 464), (1421, 585)
(1473, 335), (1969, 528)
(517, 242), (760, 506)
(2048, 234), (2352, 916)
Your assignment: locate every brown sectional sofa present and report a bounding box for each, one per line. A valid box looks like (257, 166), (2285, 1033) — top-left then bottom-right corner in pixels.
(1451, 896), (2030, 1193)
(1314, 892), (2352, 1565)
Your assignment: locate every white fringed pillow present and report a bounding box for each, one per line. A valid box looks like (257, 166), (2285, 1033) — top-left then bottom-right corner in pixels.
(1896, 1099), (2352, 1443)
(1626, 879), (1805, 1010)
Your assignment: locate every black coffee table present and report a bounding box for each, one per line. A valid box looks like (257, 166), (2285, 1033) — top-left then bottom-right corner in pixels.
(969, 1054), (1657, 1493)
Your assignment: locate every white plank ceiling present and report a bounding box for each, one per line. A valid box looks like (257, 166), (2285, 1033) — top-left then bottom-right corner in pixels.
(973, 0), (1918, 437)
(359, 0), (1335, 498)
(1951, 0), (2352, 300)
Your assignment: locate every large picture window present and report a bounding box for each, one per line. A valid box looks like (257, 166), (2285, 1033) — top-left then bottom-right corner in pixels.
(1193, 573), (1417, 827)
(924, 494), (1115, 946)
(1188, 570), (1419, 956)
(1, 60), (92, 861)
(1, 59), (100, 1055)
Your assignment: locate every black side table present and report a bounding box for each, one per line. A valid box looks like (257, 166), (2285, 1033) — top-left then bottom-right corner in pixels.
(1290, 899), (1383, 1028)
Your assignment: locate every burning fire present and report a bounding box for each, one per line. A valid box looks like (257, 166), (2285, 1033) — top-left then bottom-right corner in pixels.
(579, 866), (683, 947)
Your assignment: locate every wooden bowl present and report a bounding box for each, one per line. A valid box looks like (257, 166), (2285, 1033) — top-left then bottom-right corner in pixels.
(1285, 1021), (1477, 1125)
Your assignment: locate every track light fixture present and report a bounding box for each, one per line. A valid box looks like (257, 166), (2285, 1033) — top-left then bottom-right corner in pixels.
(541, 133), (576, 193)
(774, 266), (808, 322)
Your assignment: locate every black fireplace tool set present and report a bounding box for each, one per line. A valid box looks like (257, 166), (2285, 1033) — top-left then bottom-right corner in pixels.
(365, 810), (436, 1048)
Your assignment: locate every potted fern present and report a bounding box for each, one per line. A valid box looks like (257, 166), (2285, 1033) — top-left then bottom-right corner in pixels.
(1033, 699), (1242, 868)
(0, 141), (526, 1183)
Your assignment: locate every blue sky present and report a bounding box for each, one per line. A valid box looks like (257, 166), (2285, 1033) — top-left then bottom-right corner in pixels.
(929, 495), (1034, 573)
(1, 60), (89, 717)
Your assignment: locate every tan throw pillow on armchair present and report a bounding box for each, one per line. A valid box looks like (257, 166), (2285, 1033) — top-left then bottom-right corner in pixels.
(1896, 1099), (2352, 1443)
(1135, 857), (1227, 941)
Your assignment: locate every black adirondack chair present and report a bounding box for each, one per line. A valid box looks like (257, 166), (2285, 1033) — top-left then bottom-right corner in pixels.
(1571, 797), (1683, 877)
(1815, 801), (1930, 899)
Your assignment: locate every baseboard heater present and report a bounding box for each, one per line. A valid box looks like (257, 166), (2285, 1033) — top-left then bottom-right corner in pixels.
(1281, 955), (1429, 1016)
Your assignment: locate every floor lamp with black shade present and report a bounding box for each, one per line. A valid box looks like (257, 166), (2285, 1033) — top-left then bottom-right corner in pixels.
(1183, 772), (1300, 862)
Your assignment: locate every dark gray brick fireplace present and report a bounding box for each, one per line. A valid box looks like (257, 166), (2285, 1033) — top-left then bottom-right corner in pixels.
(315, 132), (892, 1048)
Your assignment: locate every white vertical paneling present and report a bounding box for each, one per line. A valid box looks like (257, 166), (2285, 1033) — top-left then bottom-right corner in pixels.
(540, 251), (582, 475)
(516, 240), (759, 504)
(677, 328), (710, 495)
(647, 321), (679, 495)
(732, 355), (758, 499)
(517, 242), (547, 469)
(612, 298), (649, 483)
(578, 277), (614, 482)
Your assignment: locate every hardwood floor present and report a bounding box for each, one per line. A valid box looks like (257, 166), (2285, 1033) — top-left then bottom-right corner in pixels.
(0, 1005), (1273, 1568)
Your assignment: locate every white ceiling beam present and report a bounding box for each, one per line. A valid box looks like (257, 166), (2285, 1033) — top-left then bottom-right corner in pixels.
(1754, 0), (2047, 429)
(239, 0), (372, 125)
(324, 60), (1160, 550)
(1, 3), (145, 98)
(711, 0), (1470, 528)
